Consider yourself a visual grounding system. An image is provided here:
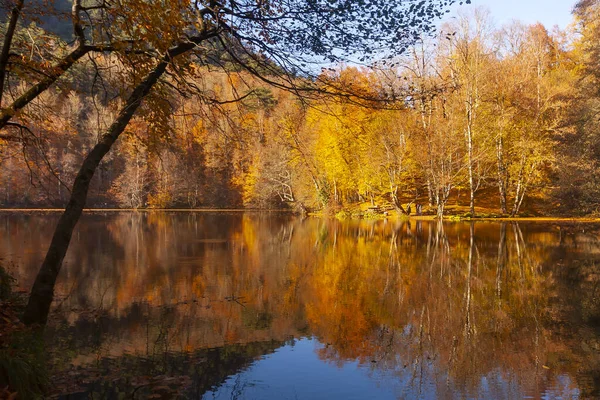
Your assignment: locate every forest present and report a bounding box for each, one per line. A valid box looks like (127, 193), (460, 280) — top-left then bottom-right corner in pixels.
(0, 1), (599, 218)
(3, 2), (600, 398)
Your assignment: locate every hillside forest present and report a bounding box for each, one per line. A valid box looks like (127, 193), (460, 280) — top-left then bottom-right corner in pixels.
(1, 3), (600, 217)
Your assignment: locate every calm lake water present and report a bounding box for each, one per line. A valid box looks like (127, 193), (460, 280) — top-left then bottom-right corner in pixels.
(1, 212), (600, 399)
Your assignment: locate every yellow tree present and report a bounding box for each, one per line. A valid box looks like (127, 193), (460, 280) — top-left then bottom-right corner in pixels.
(442, 10), (496, 216)
(554, 0), (600, 215)
(492, 23), (572, 216)
(370, 107), (417, 213)
(400, 39), (466, 218)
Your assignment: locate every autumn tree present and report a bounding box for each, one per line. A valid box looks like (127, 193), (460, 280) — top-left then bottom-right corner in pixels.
(441, 10), (496, 216)
(488, 22), (573, 216)
(553, 0), (600, 215)
(371, 106), (418, 213)
(399, 39), (466, 218)
(2, 0), (465, 326)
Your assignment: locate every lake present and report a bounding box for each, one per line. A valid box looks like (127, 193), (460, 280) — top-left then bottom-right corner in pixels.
(1, 212), (599, 399)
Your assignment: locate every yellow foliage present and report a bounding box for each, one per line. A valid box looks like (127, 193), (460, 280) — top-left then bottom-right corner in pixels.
(147, 192), (171, 208)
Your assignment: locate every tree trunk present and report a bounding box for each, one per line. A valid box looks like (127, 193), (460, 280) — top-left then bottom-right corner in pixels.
(333, 178), (338, 204)
(511, 184), (527, 218)
(436, 200), (445, 219)
(496, 136), (508, 214)
(510, 156), (527, 218)
(22, 59), (169, 326)
(426, 179), (434, 207)
(390, 185), (406, 214)
(466, 113), (475, 216)
(0, 0), (24, 107)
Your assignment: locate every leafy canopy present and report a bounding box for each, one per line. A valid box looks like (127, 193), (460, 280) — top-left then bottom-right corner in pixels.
(77, 0), (467, 74)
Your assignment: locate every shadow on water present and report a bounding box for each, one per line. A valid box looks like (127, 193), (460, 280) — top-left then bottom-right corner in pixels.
(1, 212), (600, 398)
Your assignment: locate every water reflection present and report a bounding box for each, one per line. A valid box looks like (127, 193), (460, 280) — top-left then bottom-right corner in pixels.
(1, 212), (600, 398)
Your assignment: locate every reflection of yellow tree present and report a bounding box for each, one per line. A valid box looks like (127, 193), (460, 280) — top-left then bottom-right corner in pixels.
(296, 220), (581, 397)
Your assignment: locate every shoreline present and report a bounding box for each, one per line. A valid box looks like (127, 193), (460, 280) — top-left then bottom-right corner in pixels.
(0, 208), (598, 222)
(0, 208), (294, 213)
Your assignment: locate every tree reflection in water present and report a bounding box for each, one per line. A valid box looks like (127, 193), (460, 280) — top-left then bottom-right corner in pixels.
(1, 212), (599, 398)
